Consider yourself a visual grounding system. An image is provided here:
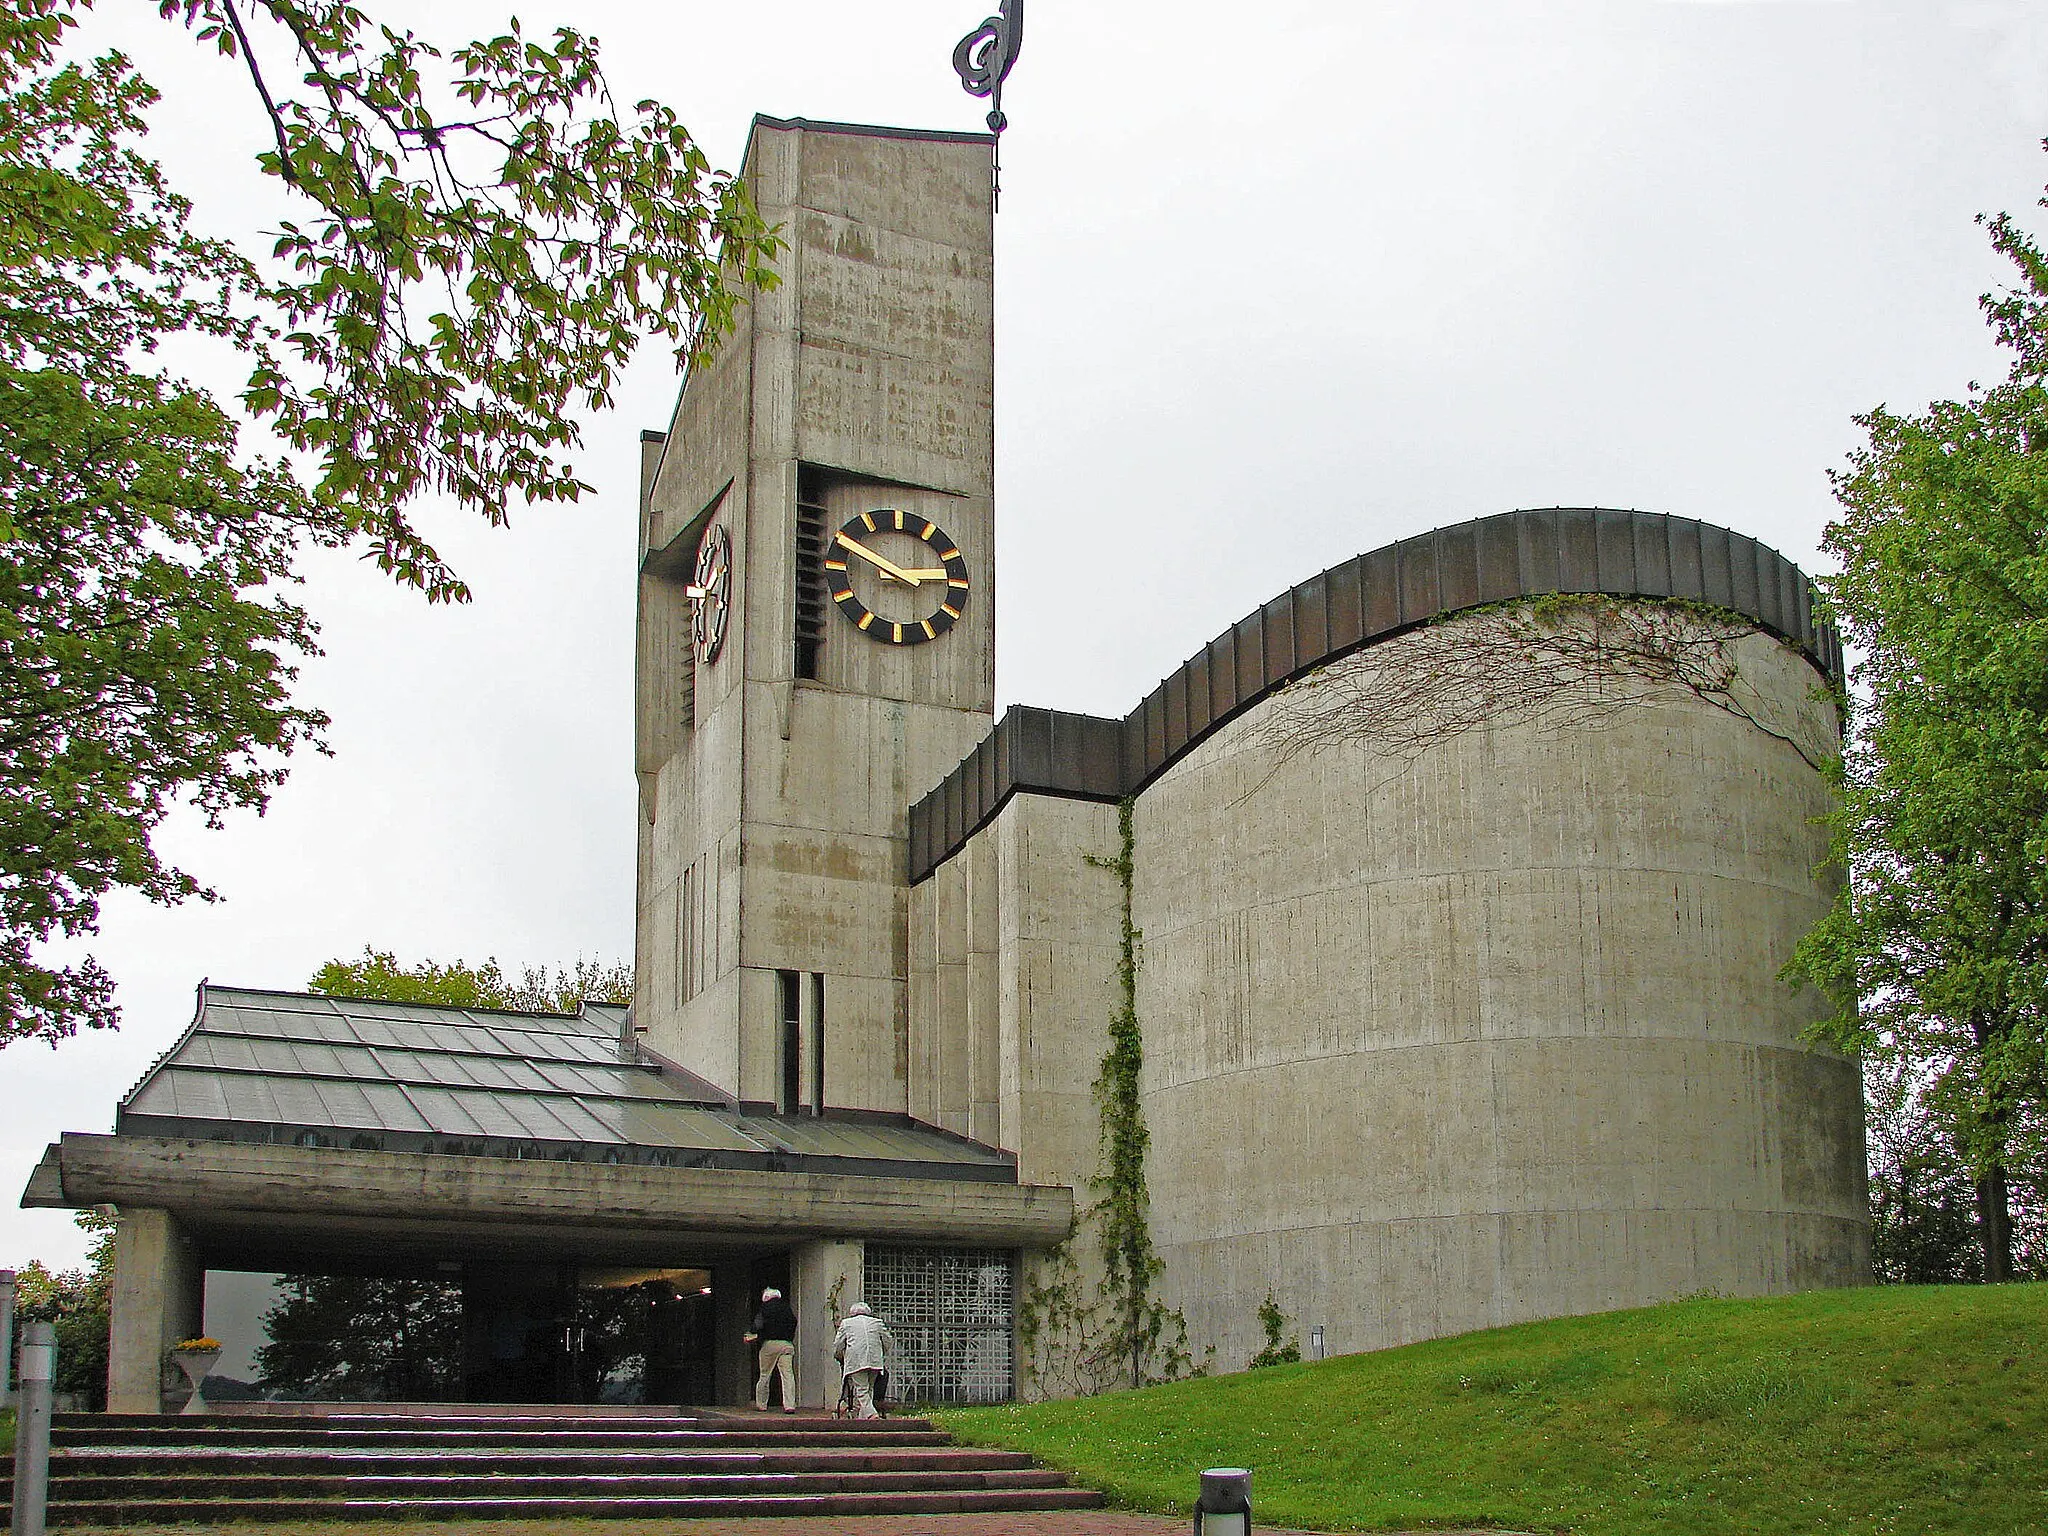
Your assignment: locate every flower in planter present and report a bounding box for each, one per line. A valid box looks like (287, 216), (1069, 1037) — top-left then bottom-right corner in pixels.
(173, 1338), (223, 1353)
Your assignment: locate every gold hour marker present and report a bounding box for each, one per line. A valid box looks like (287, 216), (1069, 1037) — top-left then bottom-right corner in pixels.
(857, 612), (874, 629)
(920, 619), (937, 638)
(940, 604), (960, 619)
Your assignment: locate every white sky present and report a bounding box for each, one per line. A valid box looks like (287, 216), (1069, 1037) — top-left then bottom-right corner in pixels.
(5, 0), (2046, 1274)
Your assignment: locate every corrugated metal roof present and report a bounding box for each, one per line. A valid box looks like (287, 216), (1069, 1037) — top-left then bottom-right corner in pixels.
(115, 984), (1013, 1182)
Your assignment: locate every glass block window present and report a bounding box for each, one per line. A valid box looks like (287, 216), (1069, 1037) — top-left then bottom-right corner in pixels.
(862, 1245), (1014, 1405)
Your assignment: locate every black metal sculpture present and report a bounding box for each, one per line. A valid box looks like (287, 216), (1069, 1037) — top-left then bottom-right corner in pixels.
(953, 0), (1022, 134)
(953, 0), (1021, 204)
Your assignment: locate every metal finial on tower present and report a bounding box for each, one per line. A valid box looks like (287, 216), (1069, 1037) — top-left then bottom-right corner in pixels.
(953, 0), (1021, 204)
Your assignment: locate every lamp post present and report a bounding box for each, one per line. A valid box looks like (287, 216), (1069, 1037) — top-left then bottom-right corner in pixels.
(1194, 1466), (1252, 1536)
(0, 1268), (14, 1408)
(12, 1318), (56, 1536)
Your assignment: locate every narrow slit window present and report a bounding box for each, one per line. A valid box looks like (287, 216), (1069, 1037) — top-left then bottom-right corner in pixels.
(778, 969), (801, 1114)
(810, 972), (826, 1114)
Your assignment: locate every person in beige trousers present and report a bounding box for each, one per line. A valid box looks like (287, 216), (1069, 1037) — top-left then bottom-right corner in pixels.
(831, 1301), (895, 1419)
(746, 1287), (799, 1412)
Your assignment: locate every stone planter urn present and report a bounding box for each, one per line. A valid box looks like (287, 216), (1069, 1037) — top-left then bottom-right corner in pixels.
(169, 1341), (223, 1416)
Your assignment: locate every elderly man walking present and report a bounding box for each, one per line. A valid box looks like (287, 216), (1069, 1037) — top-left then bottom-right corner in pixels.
(831, 1301), (895, 1420)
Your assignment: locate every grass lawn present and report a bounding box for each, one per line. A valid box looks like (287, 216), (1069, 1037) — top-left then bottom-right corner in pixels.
(940, 1282), (2048, 1536)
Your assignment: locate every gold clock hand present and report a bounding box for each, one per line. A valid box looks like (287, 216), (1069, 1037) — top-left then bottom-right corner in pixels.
(835, 532), (926, 585)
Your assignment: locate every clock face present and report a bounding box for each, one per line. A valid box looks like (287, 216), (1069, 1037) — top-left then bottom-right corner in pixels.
(825, 509), (970, 645)
(687, 522), (731, 663)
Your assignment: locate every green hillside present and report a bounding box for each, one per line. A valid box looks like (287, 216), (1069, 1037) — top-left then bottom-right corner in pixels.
(942, 1284), (2047, 1536)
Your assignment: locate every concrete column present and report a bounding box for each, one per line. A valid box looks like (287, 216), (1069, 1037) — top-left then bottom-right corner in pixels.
(709, 1261), (753, 1408)
(107, 1208), (203, 1414)
(791, 1238), (863, 1409)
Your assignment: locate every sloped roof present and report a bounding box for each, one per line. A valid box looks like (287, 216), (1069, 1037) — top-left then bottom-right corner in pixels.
(116, 985), (1013, 1183)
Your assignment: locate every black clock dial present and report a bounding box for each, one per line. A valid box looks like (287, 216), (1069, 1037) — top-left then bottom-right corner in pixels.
(824, 509), (970, 646)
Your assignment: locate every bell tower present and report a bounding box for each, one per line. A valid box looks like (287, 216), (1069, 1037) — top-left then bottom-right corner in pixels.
(633, 117), (998, 1113)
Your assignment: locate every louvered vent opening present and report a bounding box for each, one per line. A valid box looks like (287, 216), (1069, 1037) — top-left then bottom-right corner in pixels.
(795, 466), (828, 678)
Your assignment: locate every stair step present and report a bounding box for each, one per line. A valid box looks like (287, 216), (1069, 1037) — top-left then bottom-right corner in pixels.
(8, 1408), (1100, 1527)
(33, 1487), (1106, 1525)
(54, 1425), (937, 1441)
(43, 1469), (1073, 1499)
(45, 1448), (1037, 1475)
(55, 1428), (952, 1450)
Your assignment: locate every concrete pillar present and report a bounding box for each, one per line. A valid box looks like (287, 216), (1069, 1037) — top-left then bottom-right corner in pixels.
(792, 1238), (863, 1409)
(107, 1209), (203, 1414)
(709, 1261), (753, 1408)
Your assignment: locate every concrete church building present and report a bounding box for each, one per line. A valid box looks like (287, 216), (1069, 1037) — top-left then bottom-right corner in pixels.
(25, 116), (1868, 1413)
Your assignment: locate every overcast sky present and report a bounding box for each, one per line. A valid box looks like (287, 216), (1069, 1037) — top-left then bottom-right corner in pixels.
(5, 0), (2047, 1276)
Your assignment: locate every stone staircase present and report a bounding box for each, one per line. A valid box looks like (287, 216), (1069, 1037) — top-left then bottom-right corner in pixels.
(0, 1409), (1103, 1525)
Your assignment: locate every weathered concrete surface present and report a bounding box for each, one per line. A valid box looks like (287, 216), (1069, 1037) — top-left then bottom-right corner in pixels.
(108, 1207), (202, 1414)
(910, 795), (1124, 1396)
(909, 794), (1121, 1194)
(1131, 622), (1866, 1366)
(911, 617), (1865, 1387)
(39, 1135), (1074, 1255)
(635, 119), (999, 1116)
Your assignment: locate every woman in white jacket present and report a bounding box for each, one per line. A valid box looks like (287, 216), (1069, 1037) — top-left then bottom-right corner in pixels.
(830, 1301), (895, 1419)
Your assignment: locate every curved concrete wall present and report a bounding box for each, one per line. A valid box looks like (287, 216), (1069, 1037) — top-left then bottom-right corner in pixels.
(1132, 617), (1868, 1365)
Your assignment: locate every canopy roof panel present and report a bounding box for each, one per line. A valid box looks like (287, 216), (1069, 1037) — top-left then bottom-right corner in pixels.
(116, 985), (1013, 1183)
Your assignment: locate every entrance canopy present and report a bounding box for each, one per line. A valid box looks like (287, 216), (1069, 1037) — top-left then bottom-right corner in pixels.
(22, 986), (1069, 1412)
(22, 985), (1073, 1267)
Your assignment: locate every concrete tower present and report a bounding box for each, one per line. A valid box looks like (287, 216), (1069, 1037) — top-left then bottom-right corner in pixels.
(634, 118), (999, 1112)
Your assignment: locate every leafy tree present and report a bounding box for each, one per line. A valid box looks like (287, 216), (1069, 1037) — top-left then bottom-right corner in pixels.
(1788, 159), (2048, 1281)
(9, 1212), (114, 1408)
(1863, 1058), (2046, 1284)
(254, 1275), (462, 1400)
(1, 0), (775, 1050)
(0, 3), (330, 1048)
(310, 947), (631, 1013)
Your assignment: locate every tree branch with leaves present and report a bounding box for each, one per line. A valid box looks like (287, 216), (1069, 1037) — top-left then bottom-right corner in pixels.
(0, 0), (774, 1048)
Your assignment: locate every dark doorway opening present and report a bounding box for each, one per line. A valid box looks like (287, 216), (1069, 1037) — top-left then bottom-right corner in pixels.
(462, 1262), (719, 1405)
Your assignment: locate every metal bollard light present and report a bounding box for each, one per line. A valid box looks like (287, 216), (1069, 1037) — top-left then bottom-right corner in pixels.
(12, 1318), (56, 1536)
(1310, 1324), (1324, 1362)
(1194, 1466), (1252, 1536)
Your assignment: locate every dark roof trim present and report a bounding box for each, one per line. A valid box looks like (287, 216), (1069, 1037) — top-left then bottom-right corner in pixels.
(750, 113), (997, 146)
(910, 508), (1843, 883)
